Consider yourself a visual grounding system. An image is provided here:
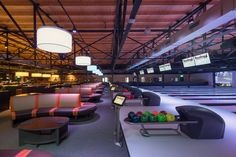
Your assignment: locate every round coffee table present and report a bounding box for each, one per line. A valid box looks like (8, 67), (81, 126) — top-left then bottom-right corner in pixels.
(18, 117), (69, 146)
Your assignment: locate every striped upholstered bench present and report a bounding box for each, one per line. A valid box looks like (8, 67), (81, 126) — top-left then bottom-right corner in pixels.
(10, 94), (97, 125)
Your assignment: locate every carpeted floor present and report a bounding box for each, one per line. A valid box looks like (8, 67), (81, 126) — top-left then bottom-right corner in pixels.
(0, 89), (130, 157)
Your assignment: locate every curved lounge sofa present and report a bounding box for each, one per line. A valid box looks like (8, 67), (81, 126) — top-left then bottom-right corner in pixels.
(55, 87), (102, 102)
(0, 91), (10, 111)
(73, 82), (104, 94)
(10, 93), (97, 125)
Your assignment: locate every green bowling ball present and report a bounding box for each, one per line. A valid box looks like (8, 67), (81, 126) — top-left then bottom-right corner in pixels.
(140, 115), (149, 122)
(166, 113), (176, 122)
(157, 114), (167, 122)
(143, 111), (151, 117)
(149, 114), (158, 122)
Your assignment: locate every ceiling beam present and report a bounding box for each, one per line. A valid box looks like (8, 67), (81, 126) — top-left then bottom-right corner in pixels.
(112, 0), (142, 70)
(0, 1), (34, 47)
(126, 0), (213, 71)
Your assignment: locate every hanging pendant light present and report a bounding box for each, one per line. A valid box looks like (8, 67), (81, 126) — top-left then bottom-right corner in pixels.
(75, 56), (91, 66)
(37, 26), (72, 53)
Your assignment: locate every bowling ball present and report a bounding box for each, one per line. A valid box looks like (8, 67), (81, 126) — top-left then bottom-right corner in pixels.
(160, 110), (167, 115)
(140, 115), (149, 122)
(127, 95), (134, 100)
(157, 114), (167, 122)
(136, 111), (143, 116)
(123, 89), (128, 92)
(152, 111), (159, 116)
(128, 112), (136, 119)
(143, 111), (151, 117)
(131, 115), (140, 123)
(166, 113), (176, 122)
(149, 114), (158, 122)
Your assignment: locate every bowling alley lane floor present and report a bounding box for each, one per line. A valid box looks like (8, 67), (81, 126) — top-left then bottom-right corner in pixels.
(120, 88), (236, 157)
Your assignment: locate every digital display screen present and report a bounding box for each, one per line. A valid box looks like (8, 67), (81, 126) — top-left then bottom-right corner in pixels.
(182, 57), (195, 67)
(147, 67), (154, 74)
(159, 63), (172, 72)
(139, 70), (144, 75)
(215, 71), (232, 84)
(113, 95), (126, 106)
(194, 53), (211, 66)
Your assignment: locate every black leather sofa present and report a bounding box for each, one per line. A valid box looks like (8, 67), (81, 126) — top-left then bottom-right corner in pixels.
(0, 91), (10, 111)
(176, 105), (225, 139)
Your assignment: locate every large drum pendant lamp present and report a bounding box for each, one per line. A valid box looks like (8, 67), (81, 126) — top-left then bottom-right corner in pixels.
(37, 26), (72, 53)
(75, 56), (91, 66)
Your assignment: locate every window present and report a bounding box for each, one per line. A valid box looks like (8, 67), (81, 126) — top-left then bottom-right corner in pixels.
(215, 71), (232, 87)
(102, 77), (109, 82)
(141, 77), (145, 82)
(125, 77), (129, 83)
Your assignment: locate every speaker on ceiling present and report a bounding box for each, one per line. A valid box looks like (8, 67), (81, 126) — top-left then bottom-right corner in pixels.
(221, 37), (236, 49)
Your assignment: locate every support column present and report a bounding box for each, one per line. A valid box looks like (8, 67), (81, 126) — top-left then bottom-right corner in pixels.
(212, 72), (216, 88)
(187, 73), (190, 88)
(232, 71), (236, 87)
(33, 4), (37, 67)
(162, 74), (165, 88)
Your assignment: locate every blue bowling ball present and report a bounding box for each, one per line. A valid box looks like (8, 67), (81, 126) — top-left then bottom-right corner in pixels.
(128, 112), (136, 119)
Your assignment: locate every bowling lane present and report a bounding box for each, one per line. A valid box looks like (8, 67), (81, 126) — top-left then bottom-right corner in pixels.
(178, 96), (236, 100)
(169, 93), (236, 96)
(120, 89), (236, 157)
(138, 86), (236, 112)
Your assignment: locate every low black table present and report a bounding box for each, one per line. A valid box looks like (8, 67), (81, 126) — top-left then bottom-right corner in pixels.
(18, 117), (69, 146)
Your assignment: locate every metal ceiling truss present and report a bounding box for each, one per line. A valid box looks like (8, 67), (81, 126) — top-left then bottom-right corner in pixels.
(0, 0), (87, 71)
(111, 0), (142, 70)
(0, 29), (174, 33)
(136, 24), (236, 73)
(126, 0), (213, 71)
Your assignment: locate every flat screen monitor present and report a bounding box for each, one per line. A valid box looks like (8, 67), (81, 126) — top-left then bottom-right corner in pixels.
(139, 70), (144, 75)
(159, 63), (171, 72)
(194, 53), (211, 66)
(215, 71), (232, 85)
(112, 95), (126, 106)
(147, 67), (154, 74)
(182, 57), (195, 67)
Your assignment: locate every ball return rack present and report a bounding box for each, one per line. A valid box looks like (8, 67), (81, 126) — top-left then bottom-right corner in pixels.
(124, 117), (198, 137)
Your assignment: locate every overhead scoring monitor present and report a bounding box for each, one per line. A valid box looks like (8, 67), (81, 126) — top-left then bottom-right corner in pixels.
(147, 67), (154, 74)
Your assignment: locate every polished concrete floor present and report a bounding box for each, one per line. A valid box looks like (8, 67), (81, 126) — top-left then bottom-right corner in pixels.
(0, 89), (129, 157)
